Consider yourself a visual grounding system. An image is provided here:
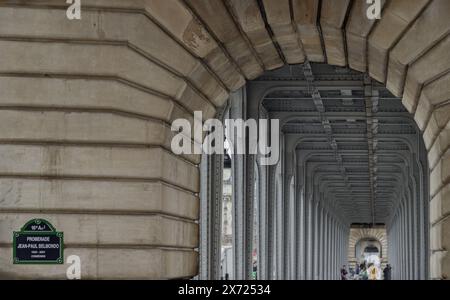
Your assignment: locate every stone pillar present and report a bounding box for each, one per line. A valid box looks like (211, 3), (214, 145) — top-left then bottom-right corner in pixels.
(430, 153), (450, 279)
(0, 2), (231, 279)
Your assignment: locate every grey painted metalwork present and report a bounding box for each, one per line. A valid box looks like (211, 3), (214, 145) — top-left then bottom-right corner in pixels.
(229, 89), (246, 280)
(200, 63), (429, 280)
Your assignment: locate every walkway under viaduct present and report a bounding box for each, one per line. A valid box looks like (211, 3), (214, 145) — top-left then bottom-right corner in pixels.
(0, 0), (449, 280)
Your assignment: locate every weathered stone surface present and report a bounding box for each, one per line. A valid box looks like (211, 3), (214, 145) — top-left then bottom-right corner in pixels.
(430, 244), (446, 279)
(292, 0), (324, 62)
(0, 213), (198, 247)
(320, 26), (346, 66)
(424, 116), (440, 151)
(7, 0), (145, 9)
(430, 222), (442, 277)
(320, 0), (350, 66)
(0, 77), (174, 119)
(419, 71), (450, 105)
(346, 0), (386, 72)
(430, 151), (450, 197)
(0, 110), (165, 145)
(228, 0), (283, 70)
(0, 110), (199, 164)
(368, 0), (429, 85)
(402, 36), (450, 114)
(430, 184), (450, 225)
(0, 247), (197, 279)
(178, 85), (218, 120)
(0, 40), (215, 112)
(0, 145), (199, 193)
(0, 7), (227, 106)
(0, 41), (173, 94)
(186, 0), (264, 79)
(430, 221), (442, 250)
(414, 93), (433, 132)
(320, 0), (351, 27)
(387, 0), (450, 96)
(262, 0), (305, 64)
(0, 179), (198, 220)
(204, 47), (246, 91)
(0, 0), (450, 280)
(419, 72), (450, 149)
(428, 129), (450, 171)
(144, 0), (217, 58)
(0, 76), (207, 147)
(431, 106), (450, 136)
(144, 0), (245, 90)
(441, 218), (450, 278)
(187, 62), (228, 107)
(0, 2), (206, 280)
(0, 0), (241, 93)
(422, 104), (450, 150)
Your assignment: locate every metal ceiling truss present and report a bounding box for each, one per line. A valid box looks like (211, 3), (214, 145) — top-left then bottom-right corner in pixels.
(257, 64), (427, 226)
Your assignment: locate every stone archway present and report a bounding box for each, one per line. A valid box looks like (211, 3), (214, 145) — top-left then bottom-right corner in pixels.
(0, 0), (449, 279)
(348, 227), (388, 268)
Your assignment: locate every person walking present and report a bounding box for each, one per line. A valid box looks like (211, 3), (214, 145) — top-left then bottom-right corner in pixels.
(367, 263), (376, 280)
(340, 265), (348, 280)
(360, 266), (368, 280)
(383, 264), (392, 280)
(355, 263), (360, 275)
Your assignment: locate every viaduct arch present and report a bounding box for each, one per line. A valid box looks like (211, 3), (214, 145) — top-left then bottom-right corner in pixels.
(0, 0), (449, 279)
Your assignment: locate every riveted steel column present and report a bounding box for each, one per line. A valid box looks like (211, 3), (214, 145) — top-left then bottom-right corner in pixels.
(276, 170), (283, 279)
(327, 211), (330, 280)
(258, 162), (269, 280)
(312, 201), (319, 279)
(318, 206), (324, 280)
(305, 193), (313, 279)
(229, 89), (246, 280)
(297, 172), (306, 280)
(267, 165), (275, 279)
